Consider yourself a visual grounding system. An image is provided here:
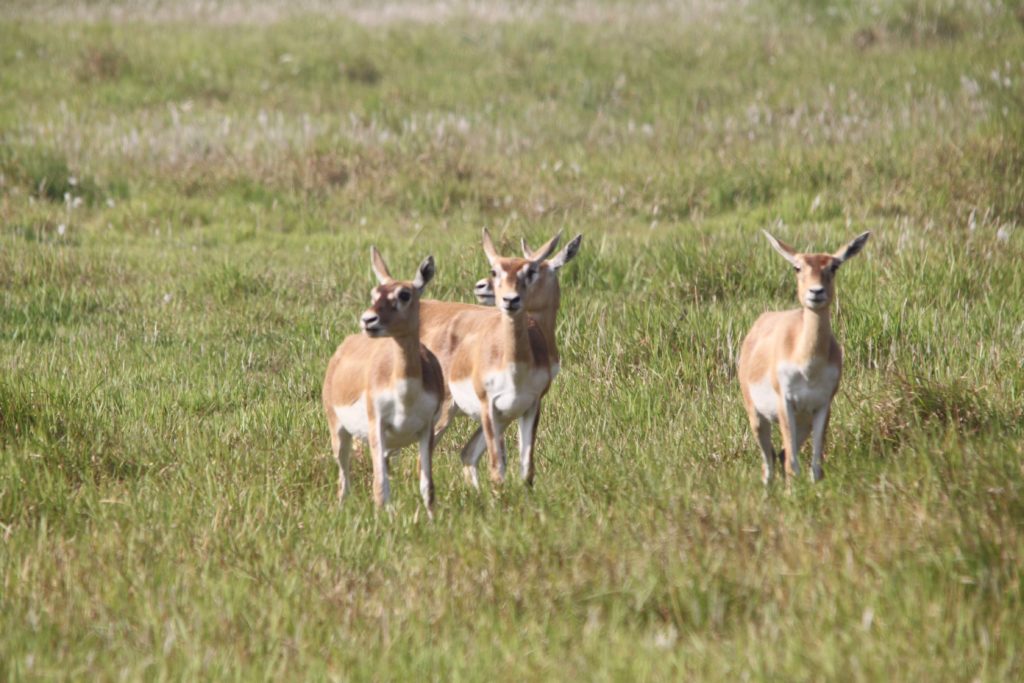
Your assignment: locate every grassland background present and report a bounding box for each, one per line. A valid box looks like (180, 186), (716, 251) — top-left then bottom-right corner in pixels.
(1, 0), (1023, 679)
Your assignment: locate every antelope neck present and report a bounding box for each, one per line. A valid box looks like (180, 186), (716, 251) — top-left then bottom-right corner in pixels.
(795, 306), (834, 363)
(385, 332), (423, 383)
(527, 306), (558, 363)
(499, 311), (534, 367)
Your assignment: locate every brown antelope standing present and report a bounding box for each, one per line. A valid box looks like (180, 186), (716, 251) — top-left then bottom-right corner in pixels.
(321, 247), (443, 514)
(425, 232), (582, 440)
(738, 230), (870, 484)
(432, 230), (561, 487)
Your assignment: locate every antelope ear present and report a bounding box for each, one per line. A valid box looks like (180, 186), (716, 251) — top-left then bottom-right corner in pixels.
(413, 255), (435, 293)
(549, 233), (582, 271)
(762, 230), (801, 269)
(370, 246), (393, 284)
(831, 231), (870, 268)
(482, 228), (499, 265)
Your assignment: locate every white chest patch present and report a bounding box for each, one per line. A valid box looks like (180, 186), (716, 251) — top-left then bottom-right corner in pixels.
(777, 361), (839, 414)
(485, 363), (550, 421)
(333, 379), (439, 448)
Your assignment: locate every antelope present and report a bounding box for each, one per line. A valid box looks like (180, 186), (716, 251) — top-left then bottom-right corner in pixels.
(738, 230), (870, 484)
(321, 247), (443, 515)
(469, 232), (583, 374)
(435, 229), (561, 487)
(473, 277), (495, 305)
(419, 231), (581, 447)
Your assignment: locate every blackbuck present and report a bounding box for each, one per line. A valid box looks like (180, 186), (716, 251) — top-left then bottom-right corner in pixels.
(419, 231), (581, 446)
(437, 230), (560, 487)
(473, 277), (495, 305)
(738, 230), (870, 484)
(322, 247), (443, 514)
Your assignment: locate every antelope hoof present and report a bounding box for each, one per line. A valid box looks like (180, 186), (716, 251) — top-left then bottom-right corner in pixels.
(463, 465), (480, 489)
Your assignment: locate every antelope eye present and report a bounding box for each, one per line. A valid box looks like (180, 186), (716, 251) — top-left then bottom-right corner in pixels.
(398, 290), (411, 303)
(490, 269), (497, 278)
(793, 265), (802, 273)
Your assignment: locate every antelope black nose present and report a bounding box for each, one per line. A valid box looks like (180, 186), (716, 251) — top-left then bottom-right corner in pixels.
(503, 294), (521, 306)
(475, 280), (490, 291)
(361, 313), (380, 326)
(809, 286), (826, 296)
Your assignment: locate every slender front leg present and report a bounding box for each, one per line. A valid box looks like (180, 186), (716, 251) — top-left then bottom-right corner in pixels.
(518, 401), (541, 486)
(432, 397), (455, 446)
(333, 428), (352, 502)
(460, 427), (486, 489)
(778, 400), (802, 479)
(368, 406), (389, 509)
(810, 406), (831, 483)
(480, 401), (507, 486)
(750, 415), (775, 485)
(417, 428), (435, 517)
(784, 402), (813, 481)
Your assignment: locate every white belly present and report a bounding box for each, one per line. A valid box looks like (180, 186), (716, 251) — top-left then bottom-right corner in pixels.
(778, 361), (839, 414)
(749, 378), (779, 421)
(334, 397), (370, 440)
(449, 377), (482, 419)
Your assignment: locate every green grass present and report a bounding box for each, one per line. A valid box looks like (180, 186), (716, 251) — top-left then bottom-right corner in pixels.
(2, 0), (1023, 679)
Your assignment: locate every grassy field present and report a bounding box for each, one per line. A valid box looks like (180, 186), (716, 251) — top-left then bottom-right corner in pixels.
(2, 0), (1023, 679)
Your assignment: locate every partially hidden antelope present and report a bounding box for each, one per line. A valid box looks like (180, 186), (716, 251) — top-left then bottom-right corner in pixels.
(738, 230), (870, 484)
(322, 247), (443, 514)
(435, 229), (561, 487)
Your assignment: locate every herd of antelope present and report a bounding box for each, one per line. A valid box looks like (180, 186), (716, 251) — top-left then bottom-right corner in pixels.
(322, 228), (869, 514)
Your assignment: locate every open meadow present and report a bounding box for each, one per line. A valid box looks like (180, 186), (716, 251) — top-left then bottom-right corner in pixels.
(2, 0), (1023, 679)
